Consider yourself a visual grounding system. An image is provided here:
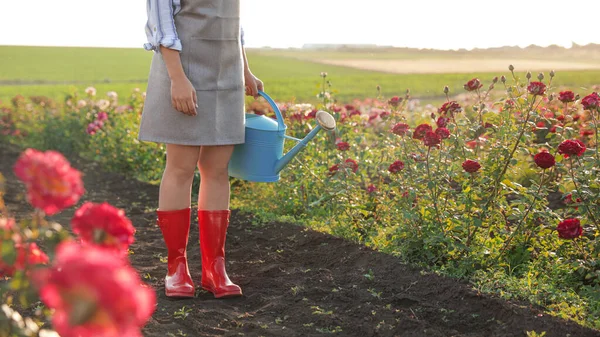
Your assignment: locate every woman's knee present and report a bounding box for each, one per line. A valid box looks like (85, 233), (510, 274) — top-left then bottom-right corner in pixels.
(164, 162), (196, 183)
(164, 144), (200, 182)
(198, 161), (229, 180)
(198, 146), (234, 179)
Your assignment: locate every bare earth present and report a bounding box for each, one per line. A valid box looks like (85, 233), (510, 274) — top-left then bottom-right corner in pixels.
(315, 58), (600, 74)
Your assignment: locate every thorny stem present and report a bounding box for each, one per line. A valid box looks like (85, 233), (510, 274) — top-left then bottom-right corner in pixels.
(574, 238), (589, 262)
(451, 118), (467, 162)
(472, 94), (544, 245)
(497, 170), (546, 258)
(425, 146), (445, 236)
(476, 88), (483, 124)
(589, 108), (599, 162)
(465, 173), (475, 247)
(483, 96), (539, 213)
(570, 157), (600, 231)
(401, 139), (415, 177)
(558, 102), (570, 140)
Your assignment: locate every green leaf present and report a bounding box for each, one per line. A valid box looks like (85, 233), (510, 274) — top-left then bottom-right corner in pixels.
(555, 154), (564, 163)
(502, 179), (514, 188)
(1, 240), (17, 265)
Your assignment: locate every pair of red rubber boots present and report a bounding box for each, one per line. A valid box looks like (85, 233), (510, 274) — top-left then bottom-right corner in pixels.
(156, 208), (241, 298)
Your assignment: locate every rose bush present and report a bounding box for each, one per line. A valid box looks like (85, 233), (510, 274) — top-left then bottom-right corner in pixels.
(1, 67), (599, 328)
(231, 68), (599, 328)
(0, 149), (155, 336)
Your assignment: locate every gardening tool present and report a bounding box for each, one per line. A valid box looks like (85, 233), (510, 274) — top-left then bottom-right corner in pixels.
(228, 91), (336, 182)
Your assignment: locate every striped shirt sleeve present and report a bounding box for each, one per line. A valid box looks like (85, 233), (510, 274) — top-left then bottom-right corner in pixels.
(144, 0), (182, 52)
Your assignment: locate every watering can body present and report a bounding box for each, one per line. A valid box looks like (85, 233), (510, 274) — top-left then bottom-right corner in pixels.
(228, 91), (336, 183)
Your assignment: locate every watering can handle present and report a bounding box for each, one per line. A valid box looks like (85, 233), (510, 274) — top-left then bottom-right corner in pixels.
(257, 91), (285, 131)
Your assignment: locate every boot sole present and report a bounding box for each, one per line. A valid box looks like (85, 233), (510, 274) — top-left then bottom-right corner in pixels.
(165, 290), (195, 298)
(202, 285), (243, 298)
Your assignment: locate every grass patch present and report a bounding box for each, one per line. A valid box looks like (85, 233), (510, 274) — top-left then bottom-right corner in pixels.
(2, 46), (600, 105)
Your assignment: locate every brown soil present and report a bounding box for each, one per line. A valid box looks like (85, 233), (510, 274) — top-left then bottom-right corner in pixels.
(1, 143), (599, 337)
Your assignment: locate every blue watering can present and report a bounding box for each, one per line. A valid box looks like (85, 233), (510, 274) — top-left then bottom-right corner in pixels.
(228, 91), (336, 182)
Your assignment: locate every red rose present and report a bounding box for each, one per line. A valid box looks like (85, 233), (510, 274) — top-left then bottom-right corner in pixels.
(13, 149), (85, 215)
(573, 114), (581, 121)
(556, 218), (583, 239)
(388, 96), (403, 108)
(366, 184), (377, 194)
(464, 78), (483, 91)
(563, 193), (582, 205)
(556, 115), (565, 121)
(436, 117), (448, 128)
(388, 160), (405, 173)
(391, 123), (410, 136)
(410, 153), (425, 162)
(328, 164), (339, 174)
(558, 91), (575, 103)
(580, 129), (594, 137)
(503, 100), (516, 110)
(305, 109), (318, 119)
(423, 131), (441, 147)
(86, 123), (98, 135)
(536, 121), (546, 128)
(462, 160), (481, 173)
(527, 81), (546, 96)
(543, 111), (555, 119)
(413, 123), (432, 140)
(343, 159), (358, 173)
(438, 101), (462, 116)
(336, 141), (350, 151)
(581, 92), (600, 110)
(71, 202), (136, 254)
(33, 242), (156, 337)
(533, 152), (555, 169)
(0, 241), (49, 277)
(97, 111), (108, 121)
(435, 127), (451, 139)
(558, 139), (586, 158)
(465, 140), (477, 149)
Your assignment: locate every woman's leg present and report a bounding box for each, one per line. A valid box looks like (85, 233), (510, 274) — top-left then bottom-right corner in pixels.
(159, 144), (202, 210)
(197, 145), (235, 210)
(156, 144), (201, 298)
(197, 145), (242, 298)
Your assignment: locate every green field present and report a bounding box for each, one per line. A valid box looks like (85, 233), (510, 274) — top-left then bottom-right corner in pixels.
(2, 45), (600, 104)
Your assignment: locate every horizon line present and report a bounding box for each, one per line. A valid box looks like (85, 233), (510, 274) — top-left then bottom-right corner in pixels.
(2, 41), (600, 52)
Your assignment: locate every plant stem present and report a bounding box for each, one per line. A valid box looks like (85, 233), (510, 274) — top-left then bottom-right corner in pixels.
(425, 146), (444, 235)
(465, 174), (475, 248)
(483, 97), (537, 212)
(569, 157), (600, 231)
(575, 238), (589, 262)
(497, 170), (546, 258)
(589, 108), (599, 162)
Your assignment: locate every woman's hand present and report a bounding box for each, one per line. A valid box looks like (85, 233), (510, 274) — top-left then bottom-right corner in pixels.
(160, 45), (198, 116)
(171, 76), (198, 116)
(244, 69), (264, 99)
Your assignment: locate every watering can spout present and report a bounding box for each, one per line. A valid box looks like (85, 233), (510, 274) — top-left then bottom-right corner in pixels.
(274, 110), (337, 174)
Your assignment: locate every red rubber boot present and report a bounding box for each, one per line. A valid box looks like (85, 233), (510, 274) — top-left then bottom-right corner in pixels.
(198, 210), (242, 298)
(156, 208), (195, 298)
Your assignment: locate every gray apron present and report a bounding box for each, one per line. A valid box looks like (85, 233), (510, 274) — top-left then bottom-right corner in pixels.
(138, 0), (245, 146)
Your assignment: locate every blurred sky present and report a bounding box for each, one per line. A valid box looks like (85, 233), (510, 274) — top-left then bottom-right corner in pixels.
(1, 0), (599, 50)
